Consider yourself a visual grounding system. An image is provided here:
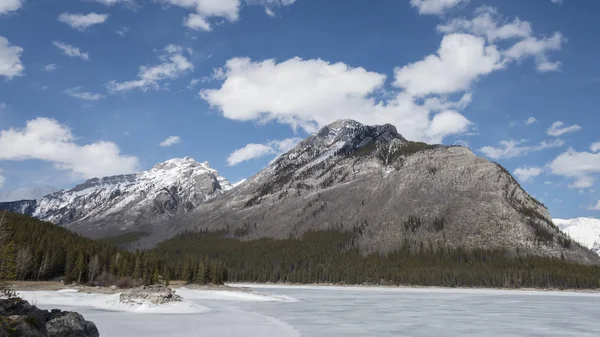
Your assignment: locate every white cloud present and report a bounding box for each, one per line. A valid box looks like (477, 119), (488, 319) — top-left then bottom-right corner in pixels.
(58, 12), (109, 30)
(64, 87), (105, 101)
(0, 169), (4, 188)
(591, 141), (600, 153)
(0, 36), (24, 79)
(548, 148), (600, 189)
(159, 136), (181, 147)
(43, 63), (57, 72)
(0, 103), (8, 109)
(393, 34), (503, 96)
(201, 56), (473, 143)
(504, 32), (564, 72)
(114, 26), (128, 37)
(52, 41), (90, 60)
(438, 7), (532, 42)
(514, 166), (542, 182)
(265, 7), (275, 17)
(588, 200), (600, 211)
(88, 0), (134, 6)
(0, 118), (138, 179)
(410, 0), (468, 15)
(107, 45), (193, 92)
(227, 137), (302, 166)
(480, 138), (564, 159)
(440, 7), (564, 72)
(227, 143), (274, 166)
(546, 121), (581, 136)
(0, 0), (23, 15)
(525, 117), (537, 125)
(161, 0), (296, 31)
(550, 0), (562, 4)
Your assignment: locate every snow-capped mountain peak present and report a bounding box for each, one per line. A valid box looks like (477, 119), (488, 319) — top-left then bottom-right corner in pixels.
(0, 157), (233, 238)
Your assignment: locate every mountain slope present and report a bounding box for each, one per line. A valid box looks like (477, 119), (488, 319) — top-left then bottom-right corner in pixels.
(0, 185), (59, 202)
(149, 120), (597, 264)
(555, 218), (600, 256)
(0, 157), (232, 238)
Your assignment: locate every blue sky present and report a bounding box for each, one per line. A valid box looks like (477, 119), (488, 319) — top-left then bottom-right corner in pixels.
(0, 0), (599, 218)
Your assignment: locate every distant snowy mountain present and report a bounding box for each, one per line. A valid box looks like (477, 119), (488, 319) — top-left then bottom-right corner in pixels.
(0, 185), (59, 202)
(555, 218), (600, 256)
(0, 157), (232, 238)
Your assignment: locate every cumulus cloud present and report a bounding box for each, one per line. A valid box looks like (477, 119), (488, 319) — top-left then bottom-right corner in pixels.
(480, 139), (564, 159)
(591, 141), (600, 153)
(0, 36), (24, 79)
(59, 12), (109, 30)
(64, 87), (105, 101)
(548, 148), (600, 189)
(546, 121), (581, 136)
(160, 0), (297, 31)
(107, 45), (193, 92)
(504, 32), (564, 72)
(588, 200), (600, 211)
(410, 0), (468, 15)
(440, 7), (564, 72)
(159, 136), (181, 147)
(201, 56), (473, 143)
(438, 7), (532, 42)
(227, 137), (302, 166)
(525, 117), (537, 125)
(514, 166), (542, 182)
(0, 118), (138, 179)
(393, 33), (503, 96)
(52, 41), (90, 60)
(0, 0), (23, 15)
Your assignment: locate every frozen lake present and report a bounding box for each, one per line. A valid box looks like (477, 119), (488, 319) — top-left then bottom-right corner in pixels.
(19, 284), (600, 336)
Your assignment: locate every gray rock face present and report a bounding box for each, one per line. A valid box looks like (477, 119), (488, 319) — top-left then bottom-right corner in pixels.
(46, 312), (99, 337)
(0, 157), (232, 239)
(119, 285), (182, 306)
(152, 119), (598, 264)
(0, 298), (98, 337)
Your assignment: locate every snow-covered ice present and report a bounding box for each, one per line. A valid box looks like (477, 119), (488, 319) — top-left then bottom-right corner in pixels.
(16, 285), (600, 336)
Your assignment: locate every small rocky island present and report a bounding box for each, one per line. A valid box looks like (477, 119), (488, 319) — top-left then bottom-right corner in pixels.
(119, 285), (182, 306)
(0, 298), (99, 337)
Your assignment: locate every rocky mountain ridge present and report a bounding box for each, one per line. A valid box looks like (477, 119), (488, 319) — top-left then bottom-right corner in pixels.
(1, 119), (598, 264)
(0, 157), (232, 238)
(151, 120), (597, 264)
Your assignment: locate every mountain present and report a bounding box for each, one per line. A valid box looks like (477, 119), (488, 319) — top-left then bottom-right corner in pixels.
(555, 218), (600, 256)
(2, 120), (597, 265)
(0, 157), (232, 238)
(143, 119), (597, 264)
(0, 185), (59, 202)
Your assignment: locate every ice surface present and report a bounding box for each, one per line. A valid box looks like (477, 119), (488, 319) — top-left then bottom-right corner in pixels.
(16, 285), (600, 336)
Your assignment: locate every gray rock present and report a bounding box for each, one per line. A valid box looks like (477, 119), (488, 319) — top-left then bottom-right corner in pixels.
(47, 312), (99, 337)
(119, 285), (182, 306)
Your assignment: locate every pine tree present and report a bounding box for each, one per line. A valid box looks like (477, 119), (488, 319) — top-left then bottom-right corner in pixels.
(74, 252), (86, 284)
(181, 260), (191, 284)
(195, 258), (205, 284)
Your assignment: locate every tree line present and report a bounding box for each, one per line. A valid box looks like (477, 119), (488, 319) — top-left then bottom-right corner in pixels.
(2, 211), (600, 291)
(154, 228), (600, 289)
(0, 212), (225, 293)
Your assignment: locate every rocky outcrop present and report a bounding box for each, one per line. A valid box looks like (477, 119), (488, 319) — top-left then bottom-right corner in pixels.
(119, 285), (182, 306)
(0, 298), (99, 337)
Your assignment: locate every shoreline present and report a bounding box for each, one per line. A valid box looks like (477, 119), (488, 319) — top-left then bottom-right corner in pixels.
(9, 280), (600, 294)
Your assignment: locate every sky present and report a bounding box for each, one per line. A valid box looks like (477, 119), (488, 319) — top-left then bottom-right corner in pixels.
(0, 0), (599, 219)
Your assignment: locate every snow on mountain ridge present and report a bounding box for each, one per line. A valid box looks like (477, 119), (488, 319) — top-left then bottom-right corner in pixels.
(555, 218), (600, 256)
(0, 157), (232, 238)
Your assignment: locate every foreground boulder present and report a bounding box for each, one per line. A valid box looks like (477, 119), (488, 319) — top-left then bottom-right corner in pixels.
(0, 298), (99, 337)
(119, 285), (182, 306)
